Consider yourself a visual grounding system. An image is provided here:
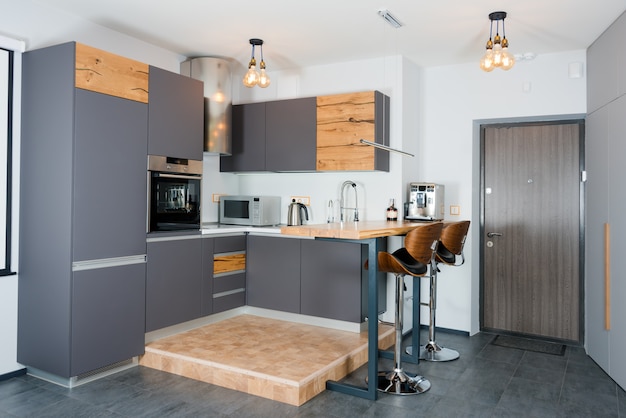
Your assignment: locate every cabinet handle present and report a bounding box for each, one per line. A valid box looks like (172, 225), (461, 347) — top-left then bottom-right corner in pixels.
(605, 223), (611, 330)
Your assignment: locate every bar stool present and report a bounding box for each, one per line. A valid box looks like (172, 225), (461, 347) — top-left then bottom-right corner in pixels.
(407, 220), (470, 362)
(370, 222), (443, 395)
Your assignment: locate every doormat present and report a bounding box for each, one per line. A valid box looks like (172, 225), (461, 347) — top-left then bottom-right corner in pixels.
(491, 335), (566, 356)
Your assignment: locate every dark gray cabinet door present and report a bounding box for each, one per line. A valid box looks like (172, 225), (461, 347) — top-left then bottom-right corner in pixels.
(201, 237), (214, 316)
(71, 263), (146, 376)
(266, 97), (316, 171)
(146, 238), (203, 331)
(247, 235), (300, 313)
(148, 66), (204, 160)
(300, 240), (364, 323)
(221, 102), (266, 172)
(73, 89), (148, 262)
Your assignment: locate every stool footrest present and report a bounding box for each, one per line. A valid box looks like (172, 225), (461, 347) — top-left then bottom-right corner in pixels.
(374, 370), (431, 395)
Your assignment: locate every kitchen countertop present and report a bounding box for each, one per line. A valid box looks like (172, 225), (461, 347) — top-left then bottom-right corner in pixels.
(280, 220), (439, 240)
(201, 223), (283, 236)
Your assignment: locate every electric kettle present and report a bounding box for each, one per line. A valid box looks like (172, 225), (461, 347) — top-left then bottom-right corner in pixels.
(287, 199), (309, 226)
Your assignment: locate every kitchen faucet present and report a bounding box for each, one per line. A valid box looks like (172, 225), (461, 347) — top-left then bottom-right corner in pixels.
(340, 180), (359, 222)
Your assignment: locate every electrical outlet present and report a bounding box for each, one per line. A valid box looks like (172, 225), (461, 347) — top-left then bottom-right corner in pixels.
(212, 193), (226, 203)
(291, 196), (310, 206)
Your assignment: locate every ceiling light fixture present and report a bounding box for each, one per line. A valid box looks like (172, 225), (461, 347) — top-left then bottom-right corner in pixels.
(242, 38), (270, 88)
(480, 11), (515, 72)
(378, 9), (403, 29)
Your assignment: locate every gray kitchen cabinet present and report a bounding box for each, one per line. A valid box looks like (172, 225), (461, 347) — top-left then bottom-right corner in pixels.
(245, 235), (384, 322)
(213, 235), (247, 313)
(73, 89), (148, 261)
(72, 264), (146, 376)
(220, 102), (266, 172)
(148, 65), (204, 160)
(18, 42), (148, 379)
(265, 98), (317, 171)
(220, 97), (316, 172)
(201, 237), (215, 315)
(586, 11), (626, 391)
(146, 236), (203, 332)
(246, 235), (301, 313)
(300, 240), (366, 323)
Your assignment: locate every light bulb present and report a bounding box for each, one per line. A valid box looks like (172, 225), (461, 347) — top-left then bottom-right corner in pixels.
(492, 43), (503, 66)
(501, 48), (515, 70)
(242, 64), (259, 88)
(480, 49), (495, 72)
(258, 67), (270, 88)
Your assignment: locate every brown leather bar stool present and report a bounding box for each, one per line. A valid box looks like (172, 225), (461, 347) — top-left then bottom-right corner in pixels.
(407, 220), (470, 362)
(371, 222), (443, 395)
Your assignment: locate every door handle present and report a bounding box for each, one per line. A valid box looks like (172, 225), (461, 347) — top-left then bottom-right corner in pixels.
(487, 232), (503, 238)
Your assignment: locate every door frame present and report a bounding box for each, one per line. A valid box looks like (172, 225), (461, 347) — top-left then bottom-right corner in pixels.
(471, 115), (586, 344)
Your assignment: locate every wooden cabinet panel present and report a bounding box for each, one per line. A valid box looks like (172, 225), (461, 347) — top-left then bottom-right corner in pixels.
(316, 91), (389, 171)
(75, 43), (149, 103)
(214, 253), (246, 274)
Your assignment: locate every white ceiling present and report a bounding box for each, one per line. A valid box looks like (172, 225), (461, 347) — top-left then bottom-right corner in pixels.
(33, 0), (626, 73)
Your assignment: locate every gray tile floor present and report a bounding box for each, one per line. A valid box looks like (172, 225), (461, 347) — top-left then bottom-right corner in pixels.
(1, 330), (625, 417)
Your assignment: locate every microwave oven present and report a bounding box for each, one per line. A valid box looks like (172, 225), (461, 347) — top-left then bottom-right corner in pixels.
(219, 196), (281, 226)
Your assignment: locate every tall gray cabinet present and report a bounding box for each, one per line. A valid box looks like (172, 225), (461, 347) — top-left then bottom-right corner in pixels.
(585, 10), (626, 390)
(18, 42), (148, 381)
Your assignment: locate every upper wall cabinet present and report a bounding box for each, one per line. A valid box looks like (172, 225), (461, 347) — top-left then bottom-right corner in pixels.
(148, 66), (204, 161)
(316, 91), (389, 172)
(221, 90), (389, 172)
(75, 43), (149, 103)
(221, 97), (317, 172)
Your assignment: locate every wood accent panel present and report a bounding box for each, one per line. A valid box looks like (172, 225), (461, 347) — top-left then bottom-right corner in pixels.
(75, 43), (149, 103)
(281, 220), (446, 240)
(214, 253), (246, 274)
(316, 91), (377, 171)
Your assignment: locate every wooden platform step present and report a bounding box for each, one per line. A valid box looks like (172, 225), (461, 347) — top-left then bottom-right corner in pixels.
(139, 314), (394, 406)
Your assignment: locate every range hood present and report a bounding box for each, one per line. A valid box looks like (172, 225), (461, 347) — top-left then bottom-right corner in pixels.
(180, 57), (232, 155)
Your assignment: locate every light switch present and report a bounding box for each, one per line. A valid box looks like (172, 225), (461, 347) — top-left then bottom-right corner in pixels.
(450, 205), (460, 216)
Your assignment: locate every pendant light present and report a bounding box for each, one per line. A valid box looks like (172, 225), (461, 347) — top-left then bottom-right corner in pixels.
(243, 38), (270, 88)
(480, 11), (515, 72)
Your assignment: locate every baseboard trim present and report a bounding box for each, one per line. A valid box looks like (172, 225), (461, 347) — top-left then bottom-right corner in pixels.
(0, 368), (26, 382)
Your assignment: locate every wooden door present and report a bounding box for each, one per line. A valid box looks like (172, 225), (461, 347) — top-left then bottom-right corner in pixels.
(482, 122), (582, 342)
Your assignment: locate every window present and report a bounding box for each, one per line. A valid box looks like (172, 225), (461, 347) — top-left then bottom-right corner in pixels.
(0, 47), (12, 275)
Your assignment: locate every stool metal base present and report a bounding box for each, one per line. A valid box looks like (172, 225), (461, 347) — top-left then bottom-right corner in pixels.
(406, 343), (460, 362)
(369, 370), (431, 395)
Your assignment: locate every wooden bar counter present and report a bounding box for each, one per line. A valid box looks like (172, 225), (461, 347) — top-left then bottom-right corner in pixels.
(281, 220), (437, 401)
(281, 220), (430, 240)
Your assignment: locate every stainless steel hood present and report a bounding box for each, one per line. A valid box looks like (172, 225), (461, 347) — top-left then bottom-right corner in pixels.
(180, 57), (232, 155)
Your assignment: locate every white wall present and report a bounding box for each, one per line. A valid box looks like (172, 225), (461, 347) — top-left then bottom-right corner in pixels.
(421, 50), (587, 334)
(201, 55), (415, 226)
(0, 0), (182, 375)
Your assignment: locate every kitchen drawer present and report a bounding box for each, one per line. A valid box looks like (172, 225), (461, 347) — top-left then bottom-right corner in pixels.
(213, 272), (246, 294)
(214, 235), (246, 253)
(214, 253), (246, 274)
(213, 291), (245, 313)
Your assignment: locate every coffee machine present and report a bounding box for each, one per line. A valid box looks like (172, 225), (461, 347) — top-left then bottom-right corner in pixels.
(406, 183), (445, 220)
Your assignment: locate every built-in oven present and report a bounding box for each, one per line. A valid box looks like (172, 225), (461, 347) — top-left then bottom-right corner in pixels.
(148, 155), (202, 232)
